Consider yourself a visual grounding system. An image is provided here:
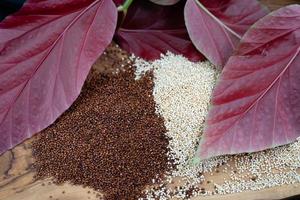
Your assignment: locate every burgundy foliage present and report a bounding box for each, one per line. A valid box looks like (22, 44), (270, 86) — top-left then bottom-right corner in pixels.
(1, 0), (299, 160)
(197, 5), (300, 159)
(115, 0), (204, 61)
(185, 0), (268, 67)
(113, 0), (125, 6)
(0, 0), (117, 154)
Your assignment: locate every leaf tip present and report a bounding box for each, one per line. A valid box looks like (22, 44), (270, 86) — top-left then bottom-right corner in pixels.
(191, 155), (201, 165)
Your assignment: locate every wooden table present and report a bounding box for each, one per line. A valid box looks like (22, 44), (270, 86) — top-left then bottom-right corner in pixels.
(0, 1), (299, 200)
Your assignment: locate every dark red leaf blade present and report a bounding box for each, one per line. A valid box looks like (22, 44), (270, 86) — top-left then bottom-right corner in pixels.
(0, 0), (117, 155)
(184, 0), (268, 67)
(113, 0), (125, 6)
(197, 5), (300, 160)
(114, 0), (204, 61)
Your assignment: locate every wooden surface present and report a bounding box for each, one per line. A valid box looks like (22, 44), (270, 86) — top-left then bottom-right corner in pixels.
(1, 1), (300, 200)
(1, 137), (300, 200)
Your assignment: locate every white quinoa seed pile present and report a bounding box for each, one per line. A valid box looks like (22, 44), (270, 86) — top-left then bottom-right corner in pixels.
(140, 53), (219, 172)
(131, 52), (300, 199)
(217, 140), (300, 194)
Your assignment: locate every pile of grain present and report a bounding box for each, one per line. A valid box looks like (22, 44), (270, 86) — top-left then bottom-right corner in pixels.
(32, 46), (300, 200)
(133, 53), (300, 200)
(32, 67), (171, 200)
(134, 53), (223, 177)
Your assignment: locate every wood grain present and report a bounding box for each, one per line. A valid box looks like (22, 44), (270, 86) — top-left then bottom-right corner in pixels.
(1, 1), (300, 199)
(0, 137), (299, 200)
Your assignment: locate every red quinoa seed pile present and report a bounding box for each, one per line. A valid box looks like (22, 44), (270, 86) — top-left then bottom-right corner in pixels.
(32, 65), (171, 200)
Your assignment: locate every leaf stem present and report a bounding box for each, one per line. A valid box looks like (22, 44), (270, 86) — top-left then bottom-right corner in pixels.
(193, 0), (241, 39)
(117, 0), (134, 13)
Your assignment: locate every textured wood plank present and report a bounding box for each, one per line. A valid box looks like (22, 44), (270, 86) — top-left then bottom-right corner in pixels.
(1, 1), (300, 199)
(0, 136), (299, 200)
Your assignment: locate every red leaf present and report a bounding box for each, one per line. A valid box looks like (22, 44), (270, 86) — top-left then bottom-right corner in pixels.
(113, 0), (125, 6)
(114, 0), (204, 61)
(197, 5), (300, 160)
(184, 0), (268, 67)
(0, 0), (117, 154)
